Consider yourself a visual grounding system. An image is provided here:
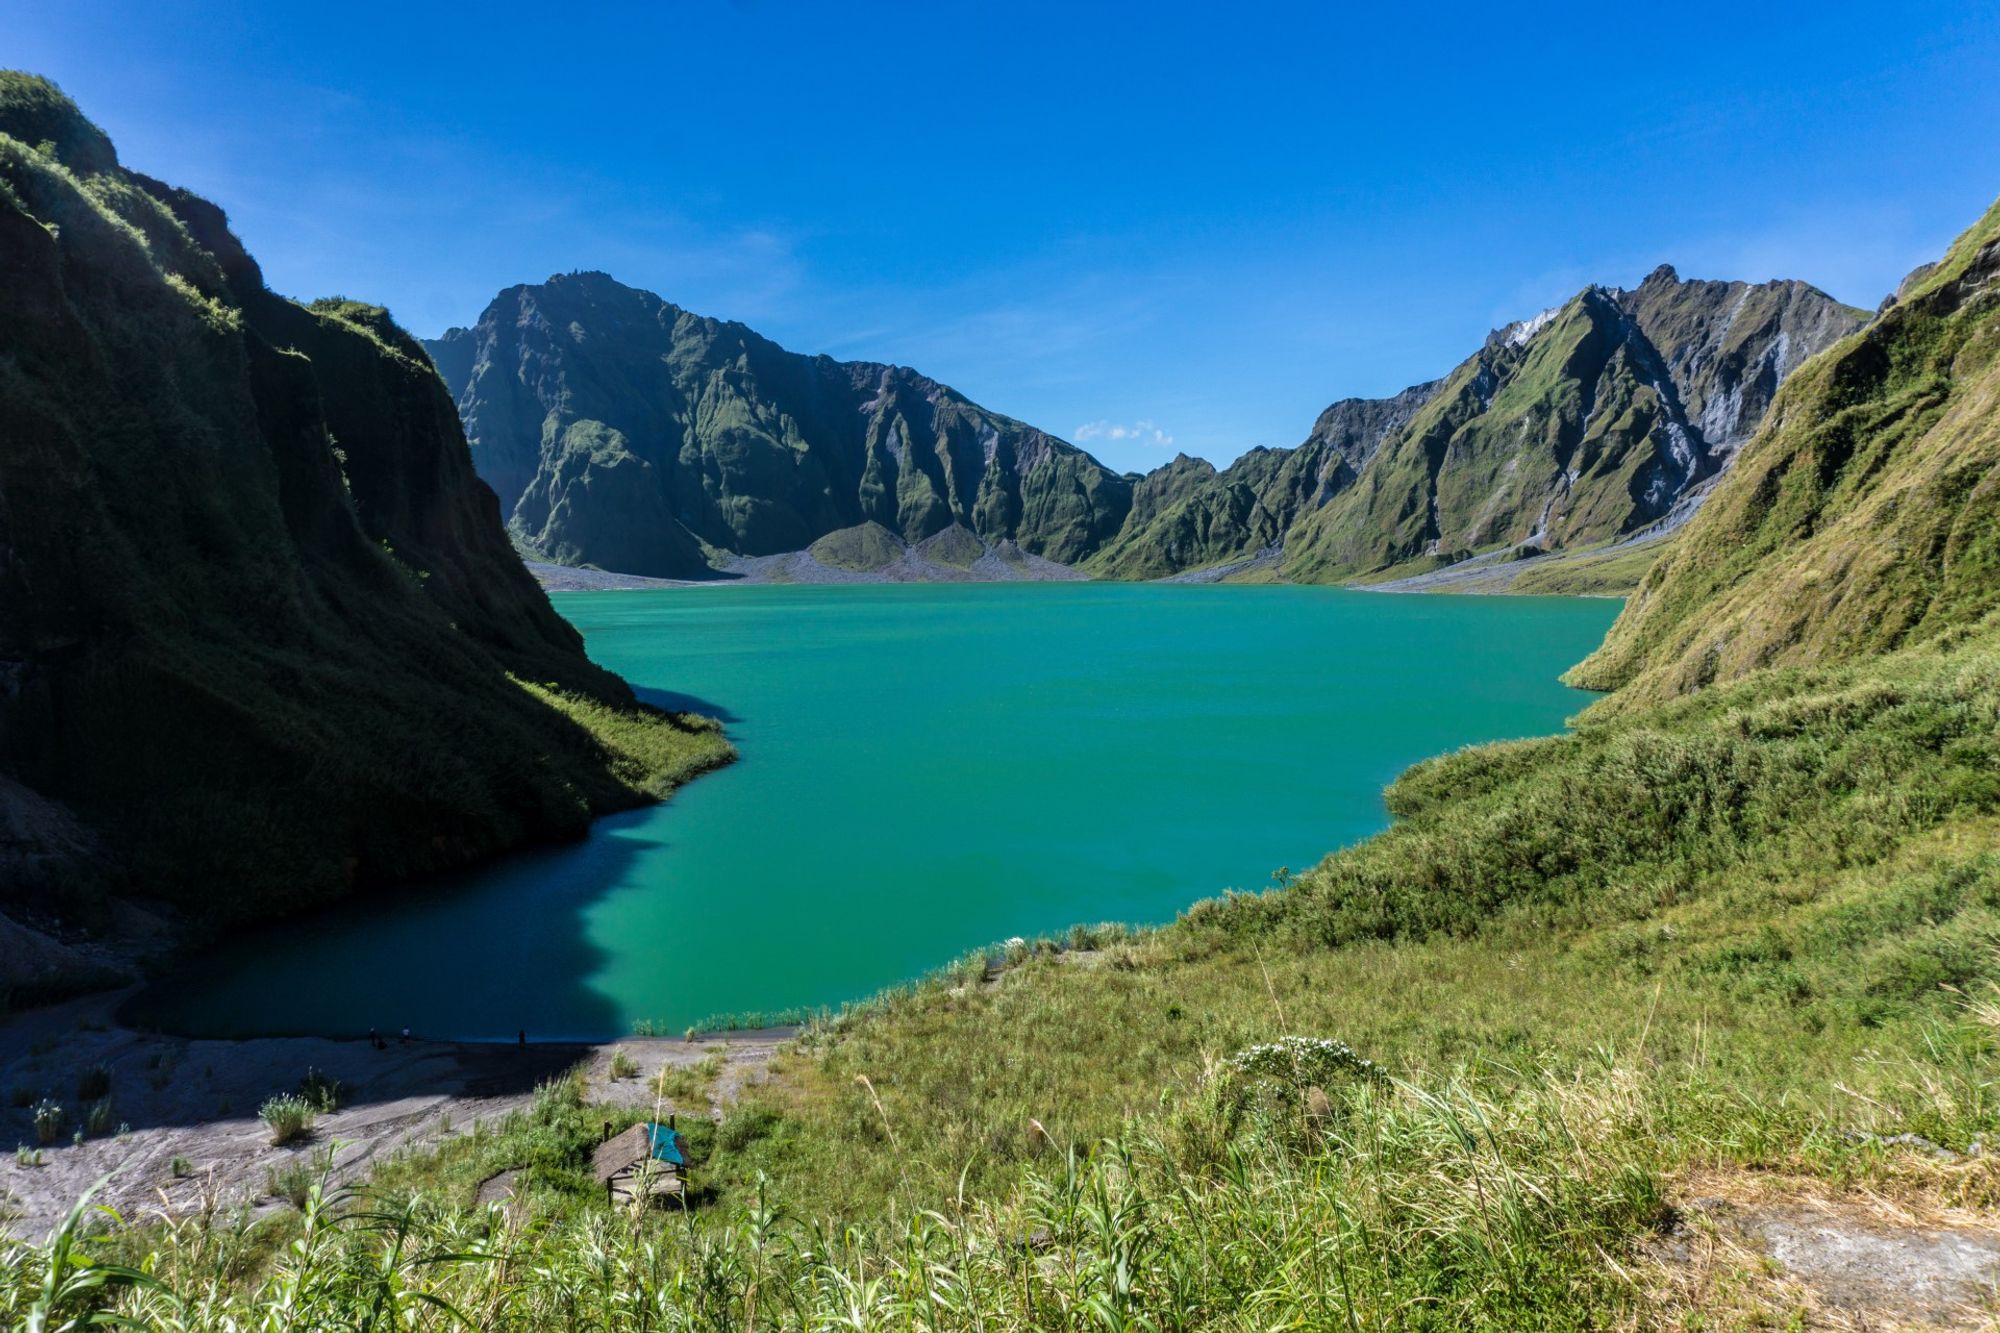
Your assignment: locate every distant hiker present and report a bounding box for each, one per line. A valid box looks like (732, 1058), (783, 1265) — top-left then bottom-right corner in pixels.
(518, 1029), (526, 1047)
(400, 1026), (410, 1044)
(368, 1027), (379, 1050)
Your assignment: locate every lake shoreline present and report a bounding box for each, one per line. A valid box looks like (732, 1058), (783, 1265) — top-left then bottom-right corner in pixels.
(0, 985), (795, 1240)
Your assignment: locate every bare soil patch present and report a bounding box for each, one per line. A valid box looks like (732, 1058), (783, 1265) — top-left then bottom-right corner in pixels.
(0, 990), (790, 1239)
(1648, 1170), (2000, 1329)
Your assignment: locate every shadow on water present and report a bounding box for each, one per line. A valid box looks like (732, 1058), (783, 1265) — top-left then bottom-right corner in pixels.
(632, 683), (743, 724)
(0, 815), (689, 1137)
(116, 809), (672, 1047)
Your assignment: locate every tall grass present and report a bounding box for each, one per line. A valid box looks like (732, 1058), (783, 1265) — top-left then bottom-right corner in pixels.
(1, 1065), (1669, 1330)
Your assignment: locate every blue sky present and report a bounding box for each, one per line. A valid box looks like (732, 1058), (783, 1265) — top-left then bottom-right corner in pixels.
(9, 2), (2000, 472)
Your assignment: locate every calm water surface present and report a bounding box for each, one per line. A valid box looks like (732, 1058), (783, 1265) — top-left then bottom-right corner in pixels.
(141, 584), (1618, 1039)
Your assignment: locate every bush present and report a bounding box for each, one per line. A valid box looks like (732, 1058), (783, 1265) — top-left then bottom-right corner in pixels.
(84, 1099), (113, 1137)
(296, 1068), (341, 1113)
(531, 1072), (583, 1125)
(608, 1049), (639, 1080)
(75, 1064), (111, 1101)
(260, 1093), (316, 1146)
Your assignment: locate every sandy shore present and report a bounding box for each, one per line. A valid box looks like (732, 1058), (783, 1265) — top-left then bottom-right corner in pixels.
(0, 989), (792, 1239)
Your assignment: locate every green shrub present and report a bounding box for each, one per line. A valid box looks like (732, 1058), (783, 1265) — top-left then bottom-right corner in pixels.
(74, 1064), (110, 1102)
(260, 1093), (316, 1146)
(716, 1106), (783, 1153)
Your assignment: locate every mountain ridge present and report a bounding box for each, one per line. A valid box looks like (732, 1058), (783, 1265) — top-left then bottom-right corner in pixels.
(427, 268), (1866, 588)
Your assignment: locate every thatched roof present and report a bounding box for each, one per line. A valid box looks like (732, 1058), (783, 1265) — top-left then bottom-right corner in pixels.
(593, 1122), (691, 1183)
(594, 1125), (653, 1183)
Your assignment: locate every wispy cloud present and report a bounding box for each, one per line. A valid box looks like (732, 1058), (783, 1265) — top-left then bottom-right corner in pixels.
(1073, 419), (1175, 448)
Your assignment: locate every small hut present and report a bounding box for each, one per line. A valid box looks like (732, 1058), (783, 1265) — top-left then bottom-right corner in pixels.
(594, 1118), (690, 1205)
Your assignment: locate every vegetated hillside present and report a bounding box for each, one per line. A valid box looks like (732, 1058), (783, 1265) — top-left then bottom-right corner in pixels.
(424, 273), (1134, 578)
(0, 75), (729, 941)
(1572, 198), (2000, 702)
(1278, 268), (1869, 583)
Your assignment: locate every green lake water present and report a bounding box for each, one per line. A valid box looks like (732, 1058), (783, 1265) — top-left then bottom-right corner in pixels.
(139, 584), (1619, 1040)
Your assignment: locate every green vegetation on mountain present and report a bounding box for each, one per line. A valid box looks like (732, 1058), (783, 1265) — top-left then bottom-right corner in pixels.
(0, 75), (728, 930)
(805, 520), (909, 572)
(424, 275), (1135, 578)
(1083, 384), (1439, 579)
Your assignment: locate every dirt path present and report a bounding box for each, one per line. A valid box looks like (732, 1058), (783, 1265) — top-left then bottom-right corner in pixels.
(0, 989), (791, 1239)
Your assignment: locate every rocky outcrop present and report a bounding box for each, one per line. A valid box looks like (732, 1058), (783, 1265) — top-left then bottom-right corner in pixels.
(1084, 383), (1439, 579)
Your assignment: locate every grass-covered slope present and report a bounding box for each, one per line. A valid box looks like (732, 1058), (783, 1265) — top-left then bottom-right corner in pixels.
(0, 75), (728, 923)
(1572, 198), (2000, 702)
(425, 273), (1134, 577)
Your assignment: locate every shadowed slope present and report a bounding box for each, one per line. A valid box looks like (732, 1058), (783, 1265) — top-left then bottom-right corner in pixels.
(0, 74), (729, 926)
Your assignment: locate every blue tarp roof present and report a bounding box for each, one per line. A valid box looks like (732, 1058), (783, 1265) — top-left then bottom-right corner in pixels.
(644, 1122), (689, 1167)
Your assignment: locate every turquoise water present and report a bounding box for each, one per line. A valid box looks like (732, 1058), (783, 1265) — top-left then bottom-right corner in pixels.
(139, 584), (1619, 1040)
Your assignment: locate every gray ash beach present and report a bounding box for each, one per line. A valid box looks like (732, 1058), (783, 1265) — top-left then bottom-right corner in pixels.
(0, 989), (790, 1240)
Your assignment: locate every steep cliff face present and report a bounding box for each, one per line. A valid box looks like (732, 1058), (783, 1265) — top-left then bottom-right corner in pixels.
(1278, 273), (1870, 583)
(0, 75), (727, 924)
(1619, 264), (1873, 464)
(425, 274), (1133, 577)
(1570, 197), (2000, 703)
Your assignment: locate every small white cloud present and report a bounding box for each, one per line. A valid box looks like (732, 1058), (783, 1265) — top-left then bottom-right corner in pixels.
(1074, 419), (1175, 448)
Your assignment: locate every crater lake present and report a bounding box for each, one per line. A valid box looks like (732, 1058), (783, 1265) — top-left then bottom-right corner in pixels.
(137, 584), (1620, 1039)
